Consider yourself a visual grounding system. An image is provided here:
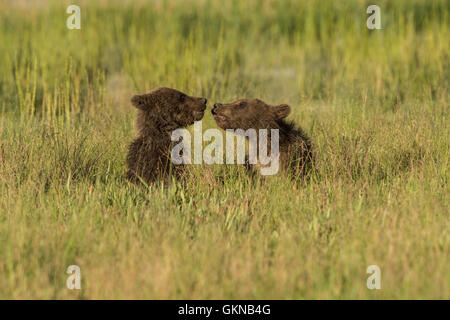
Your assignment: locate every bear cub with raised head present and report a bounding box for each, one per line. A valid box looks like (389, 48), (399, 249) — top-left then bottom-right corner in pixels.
(211, 98), (312, 177)
(127, 87), (207, 185)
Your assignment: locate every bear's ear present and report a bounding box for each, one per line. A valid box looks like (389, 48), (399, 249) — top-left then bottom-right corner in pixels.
(131, 93), (158, 110)
(131, 95), (146, 110)
(273, 104), (291, 119)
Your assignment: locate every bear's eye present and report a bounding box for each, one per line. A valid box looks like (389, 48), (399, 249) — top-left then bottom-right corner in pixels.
(179, 94), (186, 102)
(236, 101), (247, 109)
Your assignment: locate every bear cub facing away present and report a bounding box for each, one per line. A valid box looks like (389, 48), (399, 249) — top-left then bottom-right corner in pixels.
(211, 98), (312, 177)
(127, 87), (207, 185)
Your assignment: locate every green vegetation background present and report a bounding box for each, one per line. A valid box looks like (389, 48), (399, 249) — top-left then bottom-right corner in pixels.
(0, 0), (448, 298)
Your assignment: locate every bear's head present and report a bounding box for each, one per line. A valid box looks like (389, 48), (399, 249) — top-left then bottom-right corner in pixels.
(211, 98), (291, 130)
(131, 87), (207, 132)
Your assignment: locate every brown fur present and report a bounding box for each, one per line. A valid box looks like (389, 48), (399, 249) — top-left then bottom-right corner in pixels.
(126, 87), (207, 185)
(211, 98), (312, 177)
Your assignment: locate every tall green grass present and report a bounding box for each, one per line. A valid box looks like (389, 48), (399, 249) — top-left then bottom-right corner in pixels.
(0, 0), (448, 299)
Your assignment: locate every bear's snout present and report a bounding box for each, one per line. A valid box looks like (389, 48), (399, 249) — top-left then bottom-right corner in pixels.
(212, 103), (222, 115)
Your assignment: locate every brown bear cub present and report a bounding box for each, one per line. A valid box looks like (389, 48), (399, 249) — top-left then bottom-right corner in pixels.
(211, 99), (312, 177)
(127, 87), (207, 185)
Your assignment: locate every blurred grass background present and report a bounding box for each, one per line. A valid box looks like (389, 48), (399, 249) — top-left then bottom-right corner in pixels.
(0, 0), (448, 299)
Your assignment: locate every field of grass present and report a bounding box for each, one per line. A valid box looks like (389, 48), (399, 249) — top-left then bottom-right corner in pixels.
(0, 0), (448, 299)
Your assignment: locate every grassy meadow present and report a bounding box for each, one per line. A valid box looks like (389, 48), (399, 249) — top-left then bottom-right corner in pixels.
(0, 0), (448, 299)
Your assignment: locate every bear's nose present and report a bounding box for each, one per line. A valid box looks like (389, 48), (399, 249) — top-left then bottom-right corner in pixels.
(202, 98), (207, 105)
